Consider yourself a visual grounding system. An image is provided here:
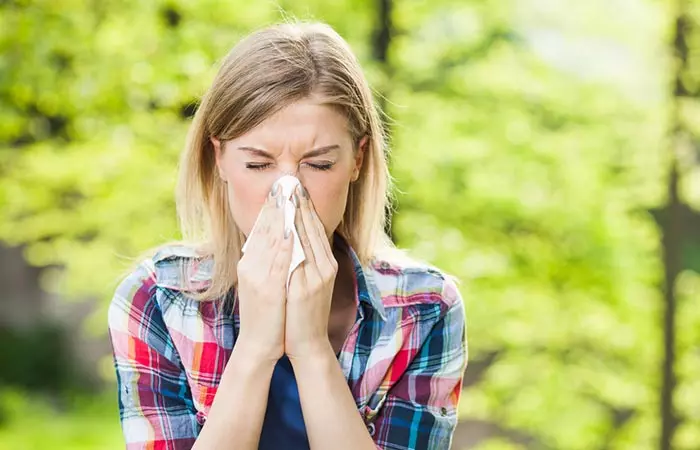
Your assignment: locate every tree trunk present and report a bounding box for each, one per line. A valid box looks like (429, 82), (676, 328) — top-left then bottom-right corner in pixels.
(660, 2), (687, 448)
(372, 0), (395, 242)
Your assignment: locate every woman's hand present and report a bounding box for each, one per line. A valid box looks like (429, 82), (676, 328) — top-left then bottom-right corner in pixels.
(235, 182), (293, 363)
(285, 184), (338, 360)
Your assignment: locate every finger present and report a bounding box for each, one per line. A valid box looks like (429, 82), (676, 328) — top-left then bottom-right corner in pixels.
(271, 225), (294, 284)
(297, 185), (334, 267)
(258, 186), (288, 276)
(293, 193), (326, 287)
(294, 191), (316, 274)
(244, 184), (281, 255)
(297, 193), (334, 284)
(301, 184), (333, 262)
(309, 202), (334, 264)
(269, 191), (286, 240)
(264, 196), (288, 269)
(259, 184), (284, 236)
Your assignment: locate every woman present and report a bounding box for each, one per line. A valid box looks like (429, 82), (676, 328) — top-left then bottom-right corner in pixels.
(108, 21), (467, 450)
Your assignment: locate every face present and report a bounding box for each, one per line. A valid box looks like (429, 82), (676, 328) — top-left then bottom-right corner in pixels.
(212, 98), (366, 239)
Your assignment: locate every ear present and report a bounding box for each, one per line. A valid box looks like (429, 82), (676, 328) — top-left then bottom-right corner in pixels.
(352, 135), (368, 182)
(211, 137), (226, 181)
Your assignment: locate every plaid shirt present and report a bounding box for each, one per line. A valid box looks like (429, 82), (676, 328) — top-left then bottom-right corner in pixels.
(108, 238), (467, 450)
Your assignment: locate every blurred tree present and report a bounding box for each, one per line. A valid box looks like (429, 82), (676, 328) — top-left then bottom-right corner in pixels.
(1, 0), (700, 449)
(371, 0), (397, 241)
(659, 2), (685, 448)
(387, 0), (672, 448)
(658, 0), (700, 448)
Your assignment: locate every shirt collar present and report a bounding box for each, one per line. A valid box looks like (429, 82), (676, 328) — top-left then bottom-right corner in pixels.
(333, 233), (387, 322)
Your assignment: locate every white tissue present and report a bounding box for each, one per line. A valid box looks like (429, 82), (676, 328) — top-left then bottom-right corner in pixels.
(241, 175), (306, 289)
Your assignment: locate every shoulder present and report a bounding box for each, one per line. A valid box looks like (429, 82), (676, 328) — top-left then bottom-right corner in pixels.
(369, 249), (463, 315)
(150, 242), (213, 291)
(119, 242), (212, 291)
(108, 259), (157, 325)
(108, 243), (212, 328)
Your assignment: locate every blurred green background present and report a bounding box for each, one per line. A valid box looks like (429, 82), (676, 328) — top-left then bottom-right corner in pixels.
(0, 0), (698, 449)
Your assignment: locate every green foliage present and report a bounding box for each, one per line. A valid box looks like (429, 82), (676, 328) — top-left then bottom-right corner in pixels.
(1, 0), (698, 449)
(390, 1), (670, 447)
(0, 390), (122, 450)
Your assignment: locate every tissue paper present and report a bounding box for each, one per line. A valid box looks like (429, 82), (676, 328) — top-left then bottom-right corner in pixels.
(241, 175), (306, 288)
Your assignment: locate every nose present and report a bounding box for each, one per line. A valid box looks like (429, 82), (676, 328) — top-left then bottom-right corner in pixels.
(277, 163), (300, 179)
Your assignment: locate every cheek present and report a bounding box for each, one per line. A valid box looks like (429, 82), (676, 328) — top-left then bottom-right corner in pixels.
(305, 176), (350, 236)
(226, 168), (272, 235)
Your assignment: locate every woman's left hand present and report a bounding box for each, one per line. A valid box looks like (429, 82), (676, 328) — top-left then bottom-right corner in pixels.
(285, 184), (338, 360)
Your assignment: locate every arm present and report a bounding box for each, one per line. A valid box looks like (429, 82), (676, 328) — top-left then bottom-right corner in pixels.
(193, 342), (276, 450)
(109, 262), (276, 450)
(108, 263), (200, 450)
(285, 188), (377, 449)
(291, 342), (377, 450)
(199, 182), (294, 448)
(292, 278), (467, 450)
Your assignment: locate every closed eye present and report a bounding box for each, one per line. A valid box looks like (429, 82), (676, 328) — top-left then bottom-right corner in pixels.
(245, 161), (335, 171)
(304, 161), (335, 171)
(245, 162), (272, 171)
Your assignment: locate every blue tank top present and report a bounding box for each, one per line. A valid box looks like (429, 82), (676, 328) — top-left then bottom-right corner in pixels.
(257, 355), (309, 449)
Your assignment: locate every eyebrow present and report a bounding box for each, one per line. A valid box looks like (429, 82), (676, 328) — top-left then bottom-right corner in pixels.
(237, 145), (340, 159)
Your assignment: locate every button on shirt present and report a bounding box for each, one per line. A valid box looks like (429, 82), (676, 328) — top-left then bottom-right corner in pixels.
(108, 235), (467, 449)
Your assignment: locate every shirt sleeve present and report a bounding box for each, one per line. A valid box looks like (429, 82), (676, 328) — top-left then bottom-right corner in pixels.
(371, 276), (468, 450)
(108, 262), (200, 450)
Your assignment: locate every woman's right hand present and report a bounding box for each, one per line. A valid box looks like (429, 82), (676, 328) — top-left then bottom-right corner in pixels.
(234, 181), (293, 363)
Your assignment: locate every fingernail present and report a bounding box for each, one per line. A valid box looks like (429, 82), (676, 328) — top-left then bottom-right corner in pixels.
(291, 193), (299, 208)
(300, 185), (308, 199)
(284, 227), (291, 239)
(269, 181), (280, 198)
(276, 194), (284, 209)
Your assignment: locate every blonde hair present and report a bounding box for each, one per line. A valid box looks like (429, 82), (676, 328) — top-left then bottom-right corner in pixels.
(175, 21), (396, 301)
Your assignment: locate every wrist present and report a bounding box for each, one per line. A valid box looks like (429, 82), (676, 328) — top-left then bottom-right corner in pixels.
(231, 334), (282, 368)
(287, 339), (335, 366)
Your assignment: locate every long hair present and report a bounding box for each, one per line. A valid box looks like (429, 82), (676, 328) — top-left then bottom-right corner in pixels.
(175, 21), (395, 301)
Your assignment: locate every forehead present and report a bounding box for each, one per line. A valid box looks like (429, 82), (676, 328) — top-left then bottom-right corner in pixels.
(239, 100), (351, 146)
